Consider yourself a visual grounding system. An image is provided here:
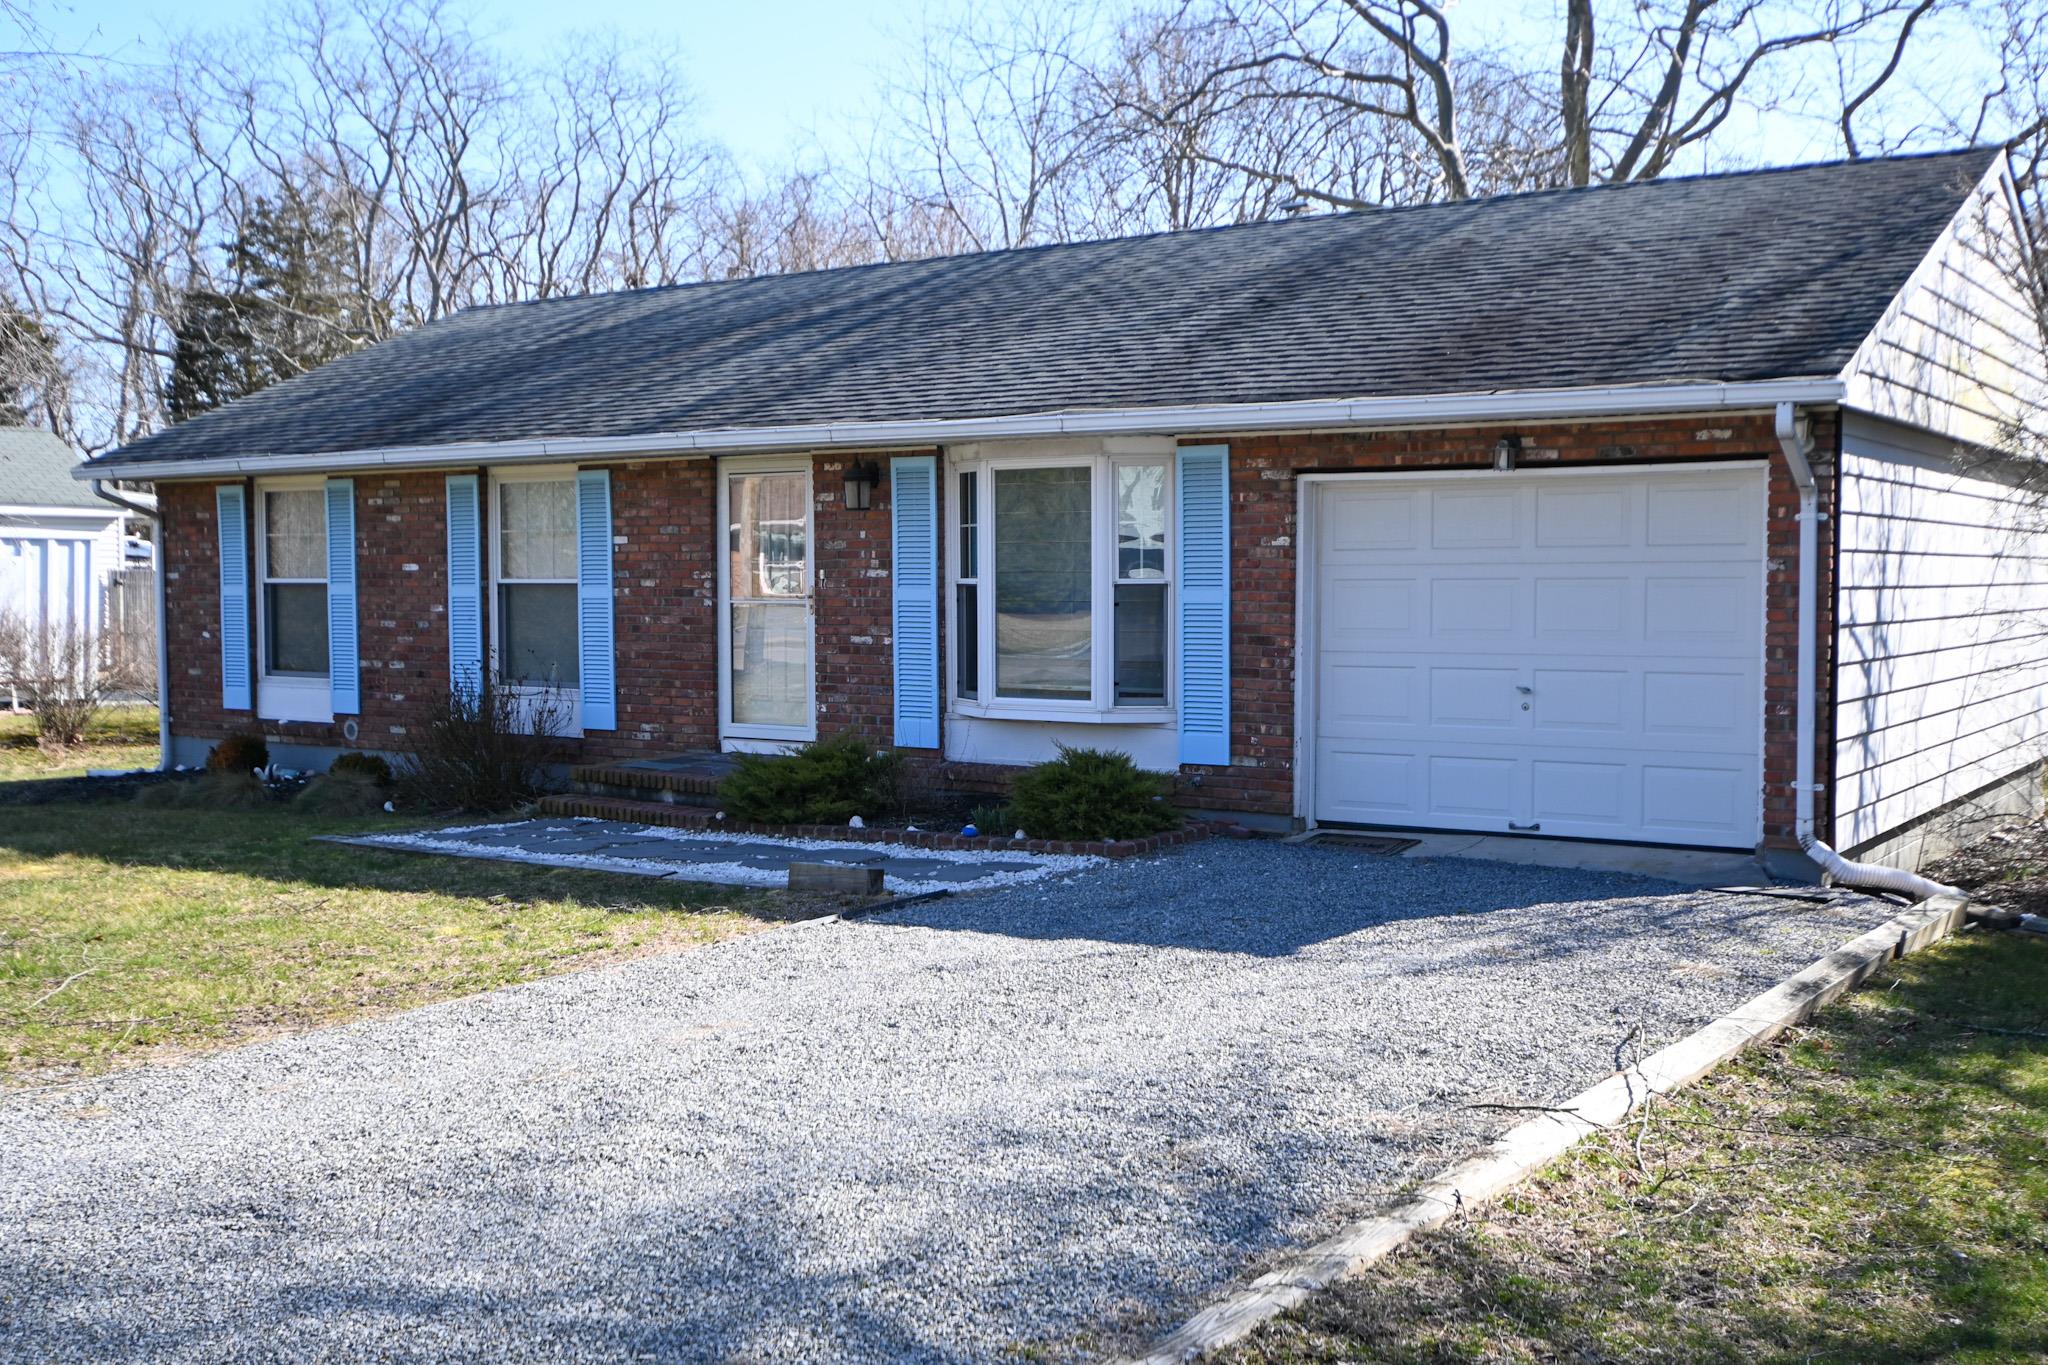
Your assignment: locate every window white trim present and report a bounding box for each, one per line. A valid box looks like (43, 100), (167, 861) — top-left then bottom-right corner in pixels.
(945, 439), (1177, 724)
(254, 475), (332, 724)
(487, 464), (583, 737)
(716, 454), (817, 748)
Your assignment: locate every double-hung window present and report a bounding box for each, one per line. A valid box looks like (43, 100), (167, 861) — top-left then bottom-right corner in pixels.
(256, 480), (331, 721)
(494, 474), (580, 692)
(949, 445), (1173, 718)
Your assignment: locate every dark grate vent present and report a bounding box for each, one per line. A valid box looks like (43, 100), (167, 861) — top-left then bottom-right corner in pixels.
(1307, 832), (1419, 856)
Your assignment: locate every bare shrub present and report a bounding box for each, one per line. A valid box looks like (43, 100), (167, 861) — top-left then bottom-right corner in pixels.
(395, 682), (566, 813)
(0, 609), (123, 750)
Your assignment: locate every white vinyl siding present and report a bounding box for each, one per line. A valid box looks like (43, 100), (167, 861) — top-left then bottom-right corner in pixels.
(1841, 160), (2046, 451)
(1832, 415), (2048, 850)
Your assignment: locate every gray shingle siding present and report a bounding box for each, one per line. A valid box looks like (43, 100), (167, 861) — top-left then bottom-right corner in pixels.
(89, 148), (1997, 472)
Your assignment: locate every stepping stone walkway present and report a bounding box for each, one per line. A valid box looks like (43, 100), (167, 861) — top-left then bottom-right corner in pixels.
(329, 818), (1106, 894)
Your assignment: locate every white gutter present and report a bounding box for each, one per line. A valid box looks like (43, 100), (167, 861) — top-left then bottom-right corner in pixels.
(72, 378), (1847, 482)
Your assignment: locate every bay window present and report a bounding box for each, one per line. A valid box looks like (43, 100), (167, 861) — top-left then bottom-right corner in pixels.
(949, 445), (1173, 717)
(494, 474), (580, 690)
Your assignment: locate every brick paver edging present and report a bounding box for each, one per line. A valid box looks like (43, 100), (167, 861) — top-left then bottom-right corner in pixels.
(536, 794), (1217, 859)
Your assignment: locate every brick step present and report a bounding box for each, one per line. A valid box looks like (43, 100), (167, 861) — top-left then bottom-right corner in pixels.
(568, 763), (727, 806)
(539, 794), (720, 829)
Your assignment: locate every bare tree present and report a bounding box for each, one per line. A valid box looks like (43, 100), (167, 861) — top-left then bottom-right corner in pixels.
(1101, 0), (1970, 207)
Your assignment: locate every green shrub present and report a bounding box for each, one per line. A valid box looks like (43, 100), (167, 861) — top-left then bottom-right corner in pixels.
(293, 770), (391, 816)
(395, 681), (566, 813)
(1007, 746), (1180, 842)
(206, 732), (270, 773)
(135, 769), (272, 810)
(967, 802), (1015, 836)
(328, 751), (393, 784)
(719, 733), (901, 825)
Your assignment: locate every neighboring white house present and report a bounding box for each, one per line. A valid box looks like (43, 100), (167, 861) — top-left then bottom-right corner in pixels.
(0, 427), (136, 663)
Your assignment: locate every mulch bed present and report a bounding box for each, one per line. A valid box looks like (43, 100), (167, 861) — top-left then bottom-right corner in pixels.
(0, 768), (183, 807)
(1923, 818), (2048, 916)
(538, 792), (1258, 859)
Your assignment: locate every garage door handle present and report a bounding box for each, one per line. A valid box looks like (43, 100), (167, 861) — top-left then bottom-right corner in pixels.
(1508, 822), (1541, 832)
(1515, 685), (1533, 694)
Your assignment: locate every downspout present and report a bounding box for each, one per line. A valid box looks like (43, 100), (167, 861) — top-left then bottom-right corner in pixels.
(90, 479), (157, 521)
(149, 513), (170, 771)
(1775, 402), (1963, 900)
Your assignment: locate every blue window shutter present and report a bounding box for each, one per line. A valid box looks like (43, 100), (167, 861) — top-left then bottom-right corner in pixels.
(576, 469), (617, 730)
(444, 474), (483, 697)
(890, 455), (940, 749)
(1176, 444), (1231, 766)
(325, 479), (359, 714)
(215, 484), (251, 711)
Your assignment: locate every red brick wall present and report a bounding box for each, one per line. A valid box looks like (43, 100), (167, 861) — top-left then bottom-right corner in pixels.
(159, 451), (928, 763)
(583, 458), (719, 762)
(161, 473), (451, 754)
(811, 451), (910, 745)
(156, 416), (1836, 854)
(1177, 413), (1837, 854)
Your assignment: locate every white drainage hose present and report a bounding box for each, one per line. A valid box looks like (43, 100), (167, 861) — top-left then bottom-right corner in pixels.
(1800, 835), (1965, 901)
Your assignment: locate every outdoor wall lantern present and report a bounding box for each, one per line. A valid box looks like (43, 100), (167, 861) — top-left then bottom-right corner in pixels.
(1492, 434), (1523, 472)
(843, 458), (885, 511)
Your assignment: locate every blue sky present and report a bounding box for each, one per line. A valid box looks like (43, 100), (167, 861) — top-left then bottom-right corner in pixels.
(47, 0), (922, 166)
(36, 0), (2014, 182)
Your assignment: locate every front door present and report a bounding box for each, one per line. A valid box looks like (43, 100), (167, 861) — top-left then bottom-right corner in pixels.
(720, 461), (815, 745)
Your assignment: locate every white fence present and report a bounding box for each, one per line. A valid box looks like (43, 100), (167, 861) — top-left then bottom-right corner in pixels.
(0, 514), (153, 702)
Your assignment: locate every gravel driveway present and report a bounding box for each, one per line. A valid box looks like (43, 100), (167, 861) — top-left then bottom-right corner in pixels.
(0, 843), (1896, 1363)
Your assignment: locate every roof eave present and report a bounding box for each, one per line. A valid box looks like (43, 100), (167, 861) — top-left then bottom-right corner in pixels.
(74, 378), (1849, 482)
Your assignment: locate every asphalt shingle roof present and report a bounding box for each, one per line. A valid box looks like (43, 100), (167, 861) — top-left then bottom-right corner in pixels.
(90, 148), (1998, 473)
(0, 427), (105, 507)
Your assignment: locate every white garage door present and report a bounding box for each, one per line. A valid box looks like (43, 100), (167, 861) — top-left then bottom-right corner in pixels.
(1309, 466), (1766, 847)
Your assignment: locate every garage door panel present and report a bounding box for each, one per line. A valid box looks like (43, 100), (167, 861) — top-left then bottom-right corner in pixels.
(1326, 487), (1420, 551)
(1646, 483), (1755, 546)
(1315, 748), (1419, 821)
(1430, 578), (1519, 635)
(1312, 469), (1764, 848)
(1531, 760), (1630, 824)
(1428, 755), (1518, 817)
(1320, 574), (1417, 644)
(1529, 668), (1629, 733)
(1536, 486), (1632, 547)
(1431, 489), (1520, 548)
(1319, 662), (1416, 728)
(1643, 670), (1748, 740)
(1643, 575), (1749, 642)
(1534, 576), (1631, 637)
(1640, 763), (1749, 835)
(1428, 666), (1521, 728)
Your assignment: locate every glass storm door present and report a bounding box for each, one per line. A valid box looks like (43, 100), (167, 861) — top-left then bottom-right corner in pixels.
(722, 464), (814, 741)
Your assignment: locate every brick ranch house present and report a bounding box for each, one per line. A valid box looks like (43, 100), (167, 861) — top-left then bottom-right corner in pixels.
(78, 148), (2048, 875)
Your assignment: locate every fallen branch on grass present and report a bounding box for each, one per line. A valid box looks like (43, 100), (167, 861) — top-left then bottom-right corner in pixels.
(29, 965), (96, 1009)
